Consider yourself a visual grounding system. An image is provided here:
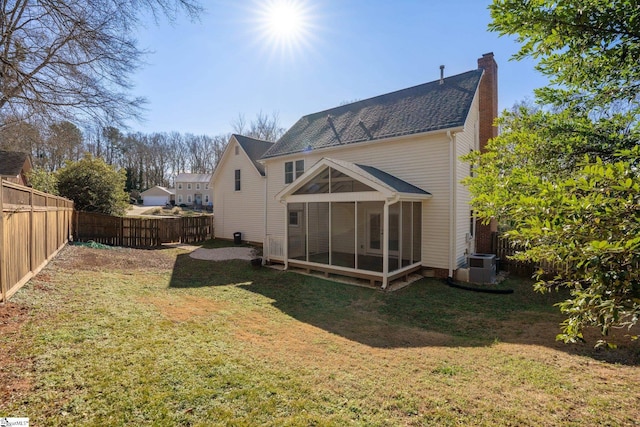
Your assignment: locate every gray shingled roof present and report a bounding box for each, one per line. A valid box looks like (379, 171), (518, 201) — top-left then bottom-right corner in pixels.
(0, 150), (30, 177)
(355, 164), (430, 195)
(233, 134), (274, 176)
(262, 69), (483, 159)
(176, 173), (212, 183)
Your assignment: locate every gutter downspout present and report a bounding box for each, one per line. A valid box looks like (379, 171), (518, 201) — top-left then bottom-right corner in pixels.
(381, 194), (400, 290)
(447, 130), (457, 278)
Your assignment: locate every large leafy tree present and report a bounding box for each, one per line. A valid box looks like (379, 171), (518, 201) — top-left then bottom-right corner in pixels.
(28, 167), (58, 195)
(57, 155), (129, 216)
(466, 0), (640, 345)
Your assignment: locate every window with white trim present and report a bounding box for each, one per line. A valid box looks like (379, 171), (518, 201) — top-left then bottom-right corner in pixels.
(285, 160), (304, 184)
(235, 169), (241, 191)
(187, 195), (192, 203)
(187, 183), (192, 190)
(178, 195), (183, 203)
(178, 183), (182, 190)
(196, 183), (200, 190)
(289, 211), (299, 226)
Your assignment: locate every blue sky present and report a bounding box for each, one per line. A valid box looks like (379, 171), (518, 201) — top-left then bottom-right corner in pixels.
(130, 0), (548, 136)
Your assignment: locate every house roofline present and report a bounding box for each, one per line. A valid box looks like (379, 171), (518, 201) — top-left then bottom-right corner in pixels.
(211, 134), (270, 184)
(291, 69), (482, 121)
(259, 125), (465, 163)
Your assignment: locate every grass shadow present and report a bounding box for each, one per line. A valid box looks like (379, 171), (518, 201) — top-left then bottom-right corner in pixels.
(236, 273), (554, 348)
(168, 252), (639, 363)
(168, 253), (269, 288)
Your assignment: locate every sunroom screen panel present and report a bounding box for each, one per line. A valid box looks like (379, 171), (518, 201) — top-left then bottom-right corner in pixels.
(388, 203), (400, 272)
(413, 202), (422, 263)
(329, 168), (375, 193)
(288, 203), (306, 260)
(331, 202), (356, 268)
(402, 202), (413, 267)
(308, 202), (329, 264)
(294, 168), (330, 194)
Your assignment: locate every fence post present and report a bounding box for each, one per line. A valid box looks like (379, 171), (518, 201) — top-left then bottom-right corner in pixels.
(120, 216), (124, 247)
(74, 210), (79, 242)
(29, 187), (35, 274)
(0, 181), (5, 303)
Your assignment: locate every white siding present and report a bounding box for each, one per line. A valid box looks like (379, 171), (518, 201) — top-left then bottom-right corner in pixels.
(454, 95), (479, 267)
(212, 138), (266, 244)
(264, 131), (454, 269)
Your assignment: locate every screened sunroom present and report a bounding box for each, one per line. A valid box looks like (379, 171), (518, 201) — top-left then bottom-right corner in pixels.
(275, 158), (431, 288)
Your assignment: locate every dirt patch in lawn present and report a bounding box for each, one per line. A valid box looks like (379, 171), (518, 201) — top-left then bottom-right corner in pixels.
(0, 301), (29, 334)
(0, 302), (34, 404)
(55, 245), (176, 272)
(141, 295), (226, 322)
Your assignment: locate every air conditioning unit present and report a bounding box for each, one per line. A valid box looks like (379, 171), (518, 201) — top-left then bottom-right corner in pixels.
(468, 254), (496, 284)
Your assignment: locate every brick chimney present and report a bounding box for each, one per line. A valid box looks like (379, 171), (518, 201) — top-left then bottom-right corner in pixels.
(475, 52), (498, 254)
(477, 52), (498, 152)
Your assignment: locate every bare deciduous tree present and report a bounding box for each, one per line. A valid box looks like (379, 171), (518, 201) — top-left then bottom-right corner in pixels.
(232, 111), (286, 142)
(0, 0), (202, 128)
(0, 116), (44, 160)
(45, 121), (83, 170)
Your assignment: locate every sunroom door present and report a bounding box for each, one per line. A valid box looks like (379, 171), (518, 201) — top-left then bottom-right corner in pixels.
(367, 210), (383, 255)
(366, 208), (399, 256)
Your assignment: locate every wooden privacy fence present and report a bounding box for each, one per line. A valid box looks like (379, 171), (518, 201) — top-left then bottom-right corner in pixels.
(74, 212), (214, 247)
(1, 181), (74, 302)
(493, 232), (562, 277)
(493, 233), (536, 276)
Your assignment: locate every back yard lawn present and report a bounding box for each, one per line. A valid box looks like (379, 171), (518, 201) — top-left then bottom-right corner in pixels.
(1, 244), (639, 426)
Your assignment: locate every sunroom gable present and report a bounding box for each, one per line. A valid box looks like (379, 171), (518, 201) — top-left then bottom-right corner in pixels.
(275, 158), (431, 202)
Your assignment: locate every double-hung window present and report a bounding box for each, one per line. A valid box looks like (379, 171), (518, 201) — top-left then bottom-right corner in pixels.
(285, 160), (305, 184)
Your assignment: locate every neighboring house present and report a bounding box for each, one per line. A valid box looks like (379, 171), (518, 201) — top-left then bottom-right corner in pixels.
(211, 134), (274, 244)
(0, 150), (32, 186)
(255, 53), (499, 288)
(140, 186), (175, 206)
(175, 173), (213, 207)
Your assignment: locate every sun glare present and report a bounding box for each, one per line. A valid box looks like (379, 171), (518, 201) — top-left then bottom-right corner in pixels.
(268, 2), (303, 38)
(255, 0), (314, 58)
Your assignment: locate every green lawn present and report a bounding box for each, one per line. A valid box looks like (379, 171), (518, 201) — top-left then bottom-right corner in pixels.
(1, 243), (638, 426)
